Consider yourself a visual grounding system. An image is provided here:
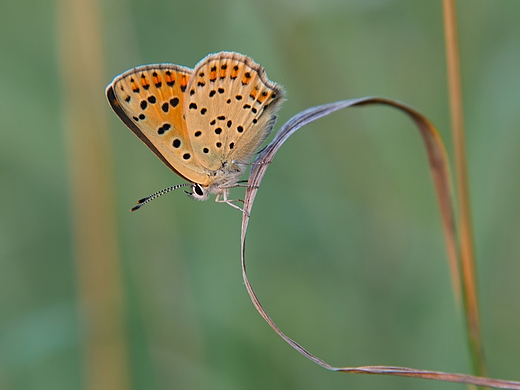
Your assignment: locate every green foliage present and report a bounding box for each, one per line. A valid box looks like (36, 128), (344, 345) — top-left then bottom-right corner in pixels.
(1, 0), (519, 389)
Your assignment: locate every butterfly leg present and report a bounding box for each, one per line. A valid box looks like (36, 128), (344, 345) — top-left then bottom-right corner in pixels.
(233, 184), (259, 189)
(232, 160), (271, 166)
(229, 180), (259, 189)
(215, 191), (249, 216)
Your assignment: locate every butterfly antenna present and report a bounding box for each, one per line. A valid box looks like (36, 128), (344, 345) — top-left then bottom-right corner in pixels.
(130, 183), (191, 212)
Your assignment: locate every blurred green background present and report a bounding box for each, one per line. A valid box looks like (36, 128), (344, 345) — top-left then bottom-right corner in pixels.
(1, 0), (519, 389)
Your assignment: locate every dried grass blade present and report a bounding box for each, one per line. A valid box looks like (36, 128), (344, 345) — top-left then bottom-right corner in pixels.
(238, 97), (518, 388)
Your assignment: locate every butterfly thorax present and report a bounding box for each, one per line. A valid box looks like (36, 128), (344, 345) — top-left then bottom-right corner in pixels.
(203, 160), (245, 194)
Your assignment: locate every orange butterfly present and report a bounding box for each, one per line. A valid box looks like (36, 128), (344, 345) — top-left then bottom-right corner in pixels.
(106, 52), (284, 211)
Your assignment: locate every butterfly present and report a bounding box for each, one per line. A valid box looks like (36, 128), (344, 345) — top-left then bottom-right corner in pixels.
(106, 52), (284, 212)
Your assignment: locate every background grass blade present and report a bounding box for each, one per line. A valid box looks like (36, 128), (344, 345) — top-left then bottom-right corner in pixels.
(443, 0), (487, 378)
(56, 0), (130, 388)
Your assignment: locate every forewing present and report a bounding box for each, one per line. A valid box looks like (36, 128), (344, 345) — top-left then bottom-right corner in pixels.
(106, 64), (211, 185)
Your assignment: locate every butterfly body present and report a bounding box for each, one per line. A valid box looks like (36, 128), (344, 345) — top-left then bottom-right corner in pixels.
(106, 52), (284, 209)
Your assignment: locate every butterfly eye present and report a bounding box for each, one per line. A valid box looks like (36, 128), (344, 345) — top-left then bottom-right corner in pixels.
(194, 184), (204, 196)
(187, 183), (209, 201)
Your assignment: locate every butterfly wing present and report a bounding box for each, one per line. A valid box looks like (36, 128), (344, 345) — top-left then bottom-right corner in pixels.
(106, 64), (211, 185)
(184, 52), (284, 171)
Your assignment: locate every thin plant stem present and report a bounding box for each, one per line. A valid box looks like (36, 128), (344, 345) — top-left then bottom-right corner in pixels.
(442, 0), (487, 378)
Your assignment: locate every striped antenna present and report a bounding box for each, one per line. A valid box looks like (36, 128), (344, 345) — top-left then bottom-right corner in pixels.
(131, 183), (191, 212)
